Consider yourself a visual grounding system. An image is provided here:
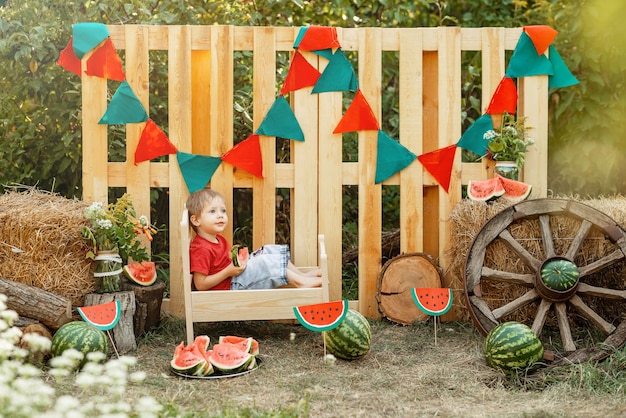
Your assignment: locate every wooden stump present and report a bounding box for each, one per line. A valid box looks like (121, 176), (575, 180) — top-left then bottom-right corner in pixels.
(84, 291), (137, 353)
(376, 253), (443, 325)
(120, 278), (166, 337)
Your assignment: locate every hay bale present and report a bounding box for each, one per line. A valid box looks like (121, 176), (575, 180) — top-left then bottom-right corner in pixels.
(447, 196), (626, 323)
(0, 189), (93, 308)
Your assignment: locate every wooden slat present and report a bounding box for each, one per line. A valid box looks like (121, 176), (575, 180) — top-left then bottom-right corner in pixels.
(399, 28), (424, 253)
(168, 26), (193, 317)
(124, 25), (152, 254)
(357, 28), (383, 318)
(438, 27), (462, 321)
(252, 27), (277, 250)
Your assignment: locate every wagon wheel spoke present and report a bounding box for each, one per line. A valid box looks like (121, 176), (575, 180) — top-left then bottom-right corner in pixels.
(564, 219), (593, 261)
(576, 282), (626, 301)
(492, 289), (540, 320)
(539, 215), (556, 258)
(577, 249), (625, 277)
(531, 299), (552, 337)
(481, 267), (535, 286)
(568, 295), (616, 335)
(555, 302), (576, 352)
(498, 229), (542, 271)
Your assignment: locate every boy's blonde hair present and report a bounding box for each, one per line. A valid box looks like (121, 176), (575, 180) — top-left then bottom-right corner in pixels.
(185, 188), (225, 232)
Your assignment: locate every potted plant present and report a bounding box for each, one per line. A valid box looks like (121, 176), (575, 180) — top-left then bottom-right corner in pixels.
(81, 194), (156, 293)
(484, 112), (534, 180)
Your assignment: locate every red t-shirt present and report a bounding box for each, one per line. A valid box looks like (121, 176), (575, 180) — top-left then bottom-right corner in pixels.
(189, 234), (232, 290)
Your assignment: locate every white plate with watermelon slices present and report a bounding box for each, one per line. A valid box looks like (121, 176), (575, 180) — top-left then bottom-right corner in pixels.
(169, 357), (262, 380)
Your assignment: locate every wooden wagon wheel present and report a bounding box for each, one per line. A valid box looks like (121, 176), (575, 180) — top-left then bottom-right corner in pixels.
(464, 198), (626, 364)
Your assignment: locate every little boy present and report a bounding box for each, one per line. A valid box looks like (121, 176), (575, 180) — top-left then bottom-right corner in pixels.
(186, 188), (322, 291)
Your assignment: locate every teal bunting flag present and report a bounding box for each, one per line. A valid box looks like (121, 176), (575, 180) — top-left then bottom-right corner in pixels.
(548, 45), (579, 88)
(255, 96), (305, 141)
(311, 49), (358, 93)
(72, 23), (110, 59)
(98, 80), (149, 125)
(506, 32), (554, 78)
(375, 130), (417, 184)
(176, 151), (222, 194)
(456, 114), (494, 157)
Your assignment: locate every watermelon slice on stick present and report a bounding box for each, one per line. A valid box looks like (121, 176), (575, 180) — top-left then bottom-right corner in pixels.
(293, 300), (349, 358)
(77, 300), (122, 357)
(411, 288), (454, 345)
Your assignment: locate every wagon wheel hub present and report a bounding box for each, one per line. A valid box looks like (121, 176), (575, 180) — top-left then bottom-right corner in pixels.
(535, 257), (580, 302)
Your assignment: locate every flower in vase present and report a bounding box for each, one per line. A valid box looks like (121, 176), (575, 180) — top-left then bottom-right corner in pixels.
(484, 112), (534, 170)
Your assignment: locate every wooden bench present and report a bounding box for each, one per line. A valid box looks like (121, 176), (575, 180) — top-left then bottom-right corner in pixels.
(180, 209), (330, 344)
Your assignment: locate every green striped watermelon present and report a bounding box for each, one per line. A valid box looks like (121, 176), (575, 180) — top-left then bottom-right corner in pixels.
(50, 321), (109, 367)
(540, 259), (579, 291)
(483, 322), (543, 374)
(323, 309), (371, 360)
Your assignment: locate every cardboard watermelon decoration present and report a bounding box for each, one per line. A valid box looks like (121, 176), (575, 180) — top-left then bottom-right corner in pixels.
(77, 300), (122, 331)
(293, 300), (349, 332)
(411, 288), (453, 316)
(411, 288), (453, 345)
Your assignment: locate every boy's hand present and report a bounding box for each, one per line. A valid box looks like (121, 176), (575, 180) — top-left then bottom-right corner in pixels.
(229, 262), (246, 277)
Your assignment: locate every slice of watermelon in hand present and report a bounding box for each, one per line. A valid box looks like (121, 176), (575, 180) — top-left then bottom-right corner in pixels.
(231, 245), (249, 268)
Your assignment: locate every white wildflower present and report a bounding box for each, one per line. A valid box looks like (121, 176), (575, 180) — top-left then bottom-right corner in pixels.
(128, 370), (147, 383)
(21, 332), (52, 352)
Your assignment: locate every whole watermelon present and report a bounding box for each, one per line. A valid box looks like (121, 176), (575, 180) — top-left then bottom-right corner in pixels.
(323, 309), (371, 360)
(483, 321), (543, 374)
(51, 321), (109, 367)
(540, 259), (579, 291)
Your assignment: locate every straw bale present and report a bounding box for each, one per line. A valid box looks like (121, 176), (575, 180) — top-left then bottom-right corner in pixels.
(448, 196), (626, 325)
(0, 189), (94, 308)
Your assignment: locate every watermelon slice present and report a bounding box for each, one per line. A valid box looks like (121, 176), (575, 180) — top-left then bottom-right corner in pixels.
(293, 300), (349, 332)
(123, 261), (157, 286)
(230, 245), (249, 267)
(467, 177), (505, 201)
(411, 288), (453, 316)
(495, 174), (532, 203)
(77, 300), (121, 331)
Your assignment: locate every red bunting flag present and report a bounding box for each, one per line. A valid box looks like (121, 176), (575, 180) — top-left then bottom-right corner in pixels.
(57, 38), (82, 77)
(523, 25), (558, 55)
(280, 51), (322, 96)
(220, 134), (264, 178)
(486, 77), (518, 115)
(85, 38), (125, 81)
(417, 145), (458, 193)
(333, 89), (380, 133)
(297, 26), (341, 51)
(134, 119), (177, 165)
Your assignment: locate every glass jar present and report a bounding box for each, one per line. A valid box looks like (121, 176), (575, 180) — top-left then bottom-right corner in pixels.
(93, 250), (123, 293)
(494, 161), (519, 181)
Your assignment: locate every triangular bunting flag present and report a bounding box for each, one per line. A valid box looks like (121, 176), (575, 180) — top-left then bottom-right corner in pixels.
(98, 80), (149, 124)
(221, 134), (264, 178)
(255, 96), (305, 141)
(455, 114), (493, 157)
(280, 51), (321, 96)
(417, 145), (457, 193)
(176, 151), (222, 194)
(294, 25), (341, 51)
(85, 38), (125, 81)
(72, 23), (110, 59)
(312, 48), (334, 60)
(375, 130), (417, 184)
(486, 77), (518, 115)
(548, 45), (579, 88)
(506, 32), (554, 78)
(333, 89), (380, 133)
(134, 119), (177, 165)
(523, 25), (558, 55)
(57, 38), (82, 77)
(311, 49), (358, 94)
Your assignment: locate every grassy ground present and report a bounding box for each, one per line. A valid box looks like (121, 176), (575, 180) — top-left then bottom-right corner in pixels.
(104, 315), (626, 418)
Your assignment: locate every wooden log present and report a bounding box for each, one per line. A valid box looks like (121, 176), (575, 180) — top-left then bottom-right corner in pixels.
(376, 253), (442, 325)
(0, 277), (72, 330)
(120, 279), (166, 337)
(84, 291), (137, 353)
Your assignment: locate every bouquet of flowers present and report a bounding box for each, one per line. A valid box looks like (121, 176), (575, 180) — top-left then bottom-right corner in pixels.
(484, 112), (534, 169)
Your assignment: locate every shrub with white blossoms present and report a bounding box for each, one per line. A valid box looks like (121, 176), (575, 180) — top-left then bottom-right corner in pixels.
(0, 293), (162, 417)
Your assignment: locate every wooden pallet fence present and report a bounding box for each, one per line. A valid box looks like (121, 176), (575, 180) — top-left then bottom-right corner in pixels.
(80, 26), (548, 319)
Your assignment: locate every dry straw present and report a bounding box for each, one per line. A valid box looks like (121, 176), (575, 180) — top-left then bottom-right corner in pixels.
(0, 188), (93, 308)
(447, 195), (626, 324)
